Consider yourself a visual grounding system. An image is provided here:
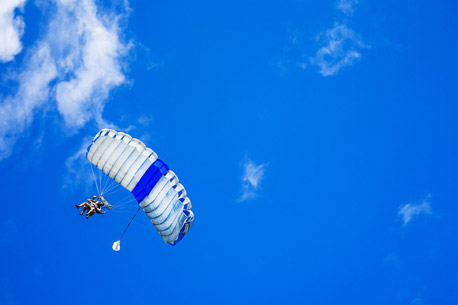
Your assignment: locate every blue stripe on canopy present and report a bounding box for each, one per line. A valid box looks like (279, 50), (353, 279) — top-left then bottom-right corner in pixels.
(132, 159), (169, 203)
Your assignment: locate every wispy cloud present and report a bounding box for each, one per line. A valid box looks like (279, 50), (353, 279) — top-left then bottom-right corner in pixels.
(398, 198), (432, 226)
(337, 0), (358, 16)
(63, 136), (94, 191)
(0, 0), (26, 62)
(310, 23), (366, 77)
(0, 0), (131, 160)
(239, 158), (267, 201)
(275, 31), (308, 72)
(53, 0), (130, 128)
(0, 44), (57, 159)
(279, 1), (366, 76)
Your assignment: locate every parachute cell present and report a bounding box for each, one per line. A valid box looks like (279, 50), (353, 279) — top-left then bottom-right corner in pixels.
(86, 129), (194, 245)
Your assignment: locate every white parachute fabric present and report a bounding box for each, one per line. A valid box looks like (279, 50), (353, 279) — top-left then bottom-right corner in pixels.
(86, 129), (194, 245)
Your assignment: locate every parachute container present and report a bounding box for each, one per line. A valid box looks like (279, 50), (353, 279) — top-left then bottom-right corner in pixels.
(99, 195), (113, 210)
(86, 129), (194, 245)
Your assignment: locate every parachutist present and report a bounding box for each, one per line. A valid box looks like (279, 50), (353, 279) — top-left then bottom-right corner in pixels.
(85, 200), (105, 219)
(75, 196), (104, 218)
(75, 196), (96, 214)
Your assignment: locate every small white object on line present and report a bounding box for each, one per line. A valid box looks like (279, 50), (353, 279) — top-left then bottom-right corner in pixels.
(112, 240), (121, 251)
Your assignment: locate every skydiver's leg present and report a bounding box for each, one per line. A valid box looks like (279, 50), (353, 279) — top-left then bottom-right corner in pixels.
(80, 204), (91, 215)
(86, 208), (96, 219)
(76, 202), (87, 209)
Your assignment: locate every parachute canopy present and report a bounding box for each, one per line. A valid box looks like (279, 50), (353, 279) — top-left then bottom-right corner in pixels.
(86, 129), (194, 245)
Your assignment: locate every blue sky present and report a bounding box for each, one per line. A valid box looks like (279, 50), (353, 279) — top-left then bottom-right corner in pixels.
(1, 0), (458, 304)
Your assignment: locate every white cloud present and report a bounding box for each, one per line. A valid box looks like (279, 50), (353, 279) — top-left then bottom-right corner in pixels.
(0, 44), (57, 159)
(310, 23), (365, 77)
(63, 136), (94, 191)
(0, 0), (130, 160)
(398, 199), (432, 226)
(0, 0), (26, 62)
(239, 158), (267, 201)
(53, 0), (130, 127)
(337, 0), (358, 15)
(280, 0), (366, 76)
